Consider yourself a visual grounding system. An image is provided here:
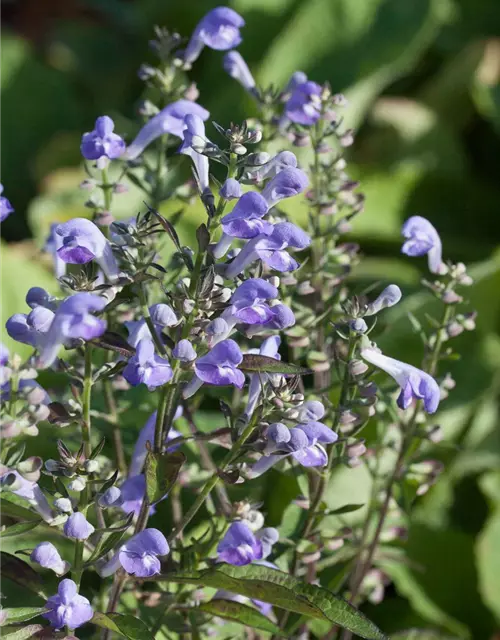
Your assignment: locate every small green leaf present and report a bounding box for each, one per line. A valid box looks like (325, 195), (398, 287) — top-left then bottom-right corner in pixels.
(0, 520), (41, 538)
(324, 504), (365, 516)
(0, 624), (44, 639)
(159, 564), (387, 639)
(85, 514), (134, 565)
(239, 354), (312, 376)
(0, 607), (46, 625)
(91, 612), (155, 640)
(199, 599), (283, 635)
(145, 451), (186, 503)
(0, 552), (48, 598)
(0, 497), (39, 522)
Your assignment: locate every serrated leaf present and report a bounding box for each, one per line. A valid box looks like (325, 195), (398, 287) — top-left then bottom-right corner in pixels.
(199, 599), (283, 635)
(239, 355), (312, 376)
(0, 552), (48, 598)
(91, 612), (155, 640)
(159, 564), (386, 639)
(0, 520), (41, 538)
(0, 607), (46, 626)
(0, 624), (44, 639)
(145, 451), (186, 503)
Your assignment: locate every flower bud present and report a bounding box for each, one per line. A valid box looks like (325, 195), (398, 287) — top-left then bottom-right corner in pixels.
(349, 359), (368, 376)
(84, 460), (99, 474)
(54, 497), (73, 514)
(68, 477), (87, 492)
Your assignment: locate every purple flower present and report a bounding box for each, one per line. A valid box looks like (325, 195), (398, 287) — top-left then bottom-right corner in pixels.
(246, 151), (297, 183)
(178, 114), (210, 192)
(0, 184), (14, 222)
(31, 542), (69, 576)
(360, 346), (440, 413)
(227, 278), (278, 324)
(123, 339), (173, 390)
(125, 303), (178, 347)
(0, 469), (53, 522)
(401, 216), (445, 275)
(119, 475), (150, 517)
(6, 306), (55, 347)
(298, 400), (325, 422)
(223, 51), (256, 92)
(172, 339), (197, 362)
(245, 336), (281, 418)
(261, 168), (309, 208)
(125, 100), (209, 160)
(98, 529), (169, 578)
(219, 178), (242, 200)
(284, 79), (322, 126)
(217, 521), (263, 566)
(44, 224), (66, 279)
(80, 116), (125, 161)
(225, 222), (310, 278)
(64, 512), (95, 540)
(37, 293), (107, 368)
(98, 486), (123, 508)
(256, 527), (279, 559)
(183, 7), (245, 65)
(0, 343), (8, 366)
(365, 285), (402, 316)
(56, 218), (119, 281)
(43, 579), (93, 630)
(26, 287), (57, 311)
(129, 408), (183, 477)
(184, 339), (244, 398)
(283, 71), (308, 95)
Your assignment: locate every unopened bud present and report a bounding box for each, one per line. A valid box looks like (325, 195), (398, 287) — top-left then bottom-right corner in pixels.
(349, 359), (368, 376)
(84, 460), (99, 474)
(68, 477), (87, 492)
(54, 497), (73, 514)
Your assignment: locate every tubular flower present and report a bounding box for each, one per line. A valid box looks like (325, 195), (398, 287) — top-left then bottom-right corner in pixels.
(44, 224), (66, 279)
(55, 218), (120, 281)
(245, 150), (297, 183)
(98, 528), (169, 578)
(217, 521), (263, 566)
(43, 579), (93, 630)
(284, 79), (322, 125)
(0, 184), (14, 222)
(364, 285), (402, 316)
(178, 114), (210, 192)
(80, 116), (125, 161)
(183, 7), (245, 65)
(125, 303), (178, 347)
(223, 51), (256, 92)
(0, 469), (54, 522)
(184, 339), (244, 398)
(261, 168), (309, 208)
(31, 542), (69, 576)
(219, 177), (242, 200)
(123, 338), (173, 391)
(361, 346), (440, 413)
(401, 216), (445, 275)
(6, 306), (55, 348)
(63, 512), (95, 541)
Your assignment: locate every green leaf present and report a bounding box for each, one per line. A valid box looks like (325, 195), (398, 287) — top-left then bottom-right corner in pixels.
(160, 564), (386, 639)
(239, 354), (312, 376)
(0, 624), (44, 639)
(0, 552), (48, 598)
(0, 521), (41, 538)
(145, 451), (186, 503)
(323, 503), (365, 516)
(0, 497), (39, 522)
(477, 509), (500, 620)
(0, 607), (46, 625)
(85, 513), (134, 565)
(91, 612), (155, 640)
(199, 599), (283, 635)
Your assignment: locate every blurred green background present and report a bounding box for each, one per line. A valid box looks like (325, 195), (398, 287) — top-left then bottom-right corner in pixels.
(2, 0), (500, 637)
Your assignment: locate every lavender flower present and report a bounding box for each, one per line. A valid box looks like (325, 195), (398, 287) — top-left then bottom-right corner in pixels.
(223, 51), (256, 92)
(217, 521), (263, 566)
(284, 79), (322, 125)
(226, 278), (278, 324)
(98, 486), (124, 508)
(26, 287), (57, 311)
(55, 218), (119, 281)
(43, 579), (93, 630)
(246, 150), (297, 183)
(219, 178), (242, 200)
(261, 168), (309, 208)
(0, 184), (14, 222)
(183, 7), (245, 65)
(125, 303), (178, 347)
(125, 100), (209, 160)
(364, 285), (402, 316)
(256, 527), (279, 558)
(172, 339), (197, 362)
(360, 346), (440, 413)
(123, 338), (173, 390)
(119, 475), (150, 517)
(63, 512), (95, 540)
(401, 216), (445, 275)
(179, 114), (210, 192)
(98, 528), (169, 578)
(6, 306), (55, 348)
(80, 116), (125, 161)
(184, 339), (244, 397)
(44, 224), (66, 279)
(31, 542), (69, 576)
(225, 222), (311, 278)
(37, 293), (107, 368)
(283, 71), (308, 95)
(0, 469), (53, 521)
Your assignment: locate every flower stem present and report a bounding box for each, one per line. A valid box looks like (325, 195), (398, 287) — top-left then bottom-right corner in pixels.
(137, 284), (168, 356)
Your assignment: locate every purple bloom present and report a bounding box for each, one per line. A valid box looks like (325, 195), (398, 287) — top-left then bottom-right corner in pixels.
(401, 216), (445, 275)
(98, 528), (169, 578)
(172, 339), (197, 362)
(360, 346), (440, 413)
(26, 287), (57, 311)
(0, 469), (53, 521)
(31, 542), (69, 576)
(283, 71), (308, 95)
(81, 116), (125, 161)
(0, 184), (14, 222)
(6, 306), (55, 348)
(56, 218), (120, 281)
(217, 521), (263, 566)
(256, 527), (279, 559)
(123, 339), (173, 390)
(298, 400), (325, 422)
(223, 51), (256, 92)
(183, 7), (245, 65)
(119, 475), (150, 517)
(125, 303), (178, 347)
(227, 278), (278, 324)
(246, 151), (297, 183)
(63, 512), (95, 540)
(220, 178), (242, 201)
(37, 293), (107, 368)
(184, 339), (244, 398)
(178, 114), (210, 192)
(98, 486), (123, 508)
(43, 579), (93, 630)
(125, 100), (209, 160)
(284, 79), (322, 126)
(44, 224), (66, 279)
(225, 222), (310, 278)
(365, 285), (402, 316)
(261, 168), (309, 208)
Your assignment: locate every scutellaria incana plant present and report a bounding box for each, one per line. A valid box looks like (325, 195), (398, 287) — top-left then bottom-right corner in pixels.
(0, 7), (476, 640)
